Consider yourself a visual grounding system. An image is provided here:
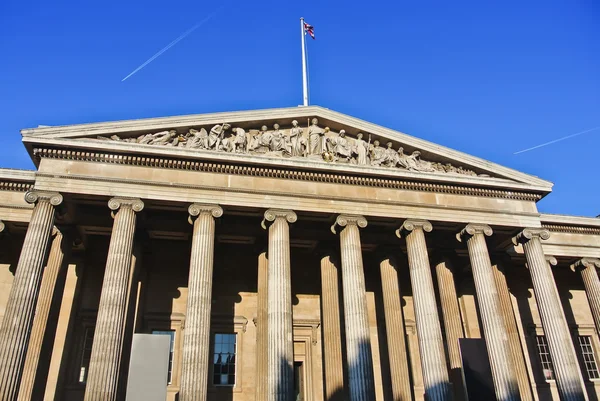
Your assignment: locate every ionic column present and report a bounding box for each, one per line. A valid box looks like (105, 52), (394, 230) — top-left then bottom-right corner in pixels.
(572, 258), (600, 335)
(320, 253), (345, 401)
(0, 190), (62, 401)
(492, 263), (534, 401)
(0, 221), (4, 233)
(179, 204), (223, 401)
(513, 229), (588, 401)
(84, 197), (144, 401)
(256, 250), (268, 401)
(19, 227), (69, 401)
(458, 224), (521, 401)
(396, 219), (452, 401)
(379, 255), (411, 401)
(262, 209), (297, 401)
(433, 257), (465, 400)
(331, 214), (375, 401)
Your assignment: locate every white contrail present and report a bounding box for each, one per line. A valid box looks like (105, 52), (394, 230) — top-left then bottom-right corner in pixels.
(121, 6), (223, 82)
(514, 126), (600, 155)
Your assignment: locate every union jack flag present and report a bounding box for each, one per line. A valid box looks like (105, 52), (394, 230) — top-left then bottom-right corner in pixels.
(304, 22), (315, 39)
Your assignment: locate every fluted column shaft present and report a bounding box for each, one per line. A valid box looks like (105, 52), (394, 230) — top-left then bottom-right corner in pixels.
(398, 219), (452, 401)
(459, 224), (520, 401)
(492, 263), (534, 401)
(256, 251), (269, 401)
(263, 209), (297, 401)
(180, 204), (222, 401)
(572, 259), (600, 336)
(333, 215), (375, 401)
(379, 256), (412, 401)
(0, 191), (62, 401)
(514, 229), (588, 401)
(84, 198), (144, 401)
(19, 228), (68, 400)
(321, 253), (345, 401)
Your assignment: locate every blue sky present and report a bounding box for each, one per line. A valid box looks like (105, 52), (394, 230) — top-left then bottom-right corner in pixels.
(1, 0), (598, 216)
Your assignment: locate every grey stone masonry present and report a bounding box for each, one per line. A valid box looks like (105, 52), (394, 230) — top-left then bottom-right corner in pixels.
(0, 191), (62, 401)
(333, 214), (375, 401)
(84, 197), (144, 401)
(179, 204), (222, 401)
(458, 224), (521, 401)
(263, 209), (297, 401)
(397, 219), (452, 401)
(379, 256), (412, 401)
(514, 228), (588, 401)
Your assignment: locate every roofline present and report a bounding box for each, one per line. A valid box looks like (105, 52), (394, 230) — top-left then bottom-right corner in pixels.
(20, 104), (553, 192)
(0, 168), (36, 183)
(540, 213), (600, 228)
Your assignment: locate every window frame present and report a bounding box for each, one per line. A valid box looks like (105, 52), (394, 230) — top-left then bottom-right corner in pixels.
(208, 315), (247, 393)
(151, 329), (176, 385)
(577, 335), (600, 380)
(211, 332), (238, 387)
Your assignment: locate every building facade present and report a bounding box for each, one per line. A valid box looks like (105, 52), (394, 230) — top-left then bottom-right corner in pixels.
(0, 106), (598, 401)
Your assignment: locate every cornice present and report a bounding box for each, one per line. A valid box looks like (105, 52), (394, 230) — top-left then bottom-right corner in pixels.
(33, 147), (542, 202)
(541, 224), (600, 236)
(0, 180), (33, 192)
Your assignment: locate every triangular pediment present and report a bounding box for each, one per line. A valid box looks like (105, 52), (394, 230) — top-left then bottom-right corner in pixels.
(21, 106), (553, 195)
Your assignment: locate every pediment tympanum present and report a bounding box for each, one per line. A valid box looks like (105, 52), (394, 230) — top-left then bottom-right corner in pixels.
(93, 119), (481, 178)
(21, 106), (553, 193)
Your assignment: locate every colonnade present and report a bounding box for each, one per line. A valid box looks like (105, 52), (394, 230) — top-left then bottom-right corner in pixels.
(0, 191), (598, 401)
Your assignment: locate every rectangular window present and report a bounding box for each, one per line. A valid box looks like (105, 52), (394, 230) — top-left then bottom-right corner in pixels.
(79, 327), (95, 383)
(152, 330), (176, 384)
(578, 335), (600, 380)
(213, 333), (237, 386)
(536, 335), (555, 381)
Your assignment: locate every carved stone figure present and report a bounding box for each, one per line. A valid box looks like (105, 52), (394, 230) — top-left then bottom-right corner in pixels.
(270, 124), (289, 154)
(352, 132), (369, 165)
(308, 118), (325, 156)
(186, 128), (209, 149)
(396, 147), (409, 169)
(289, 120), (305, 157)
(369, 140), (387, 166)
(405, 151), (435, 172)
(222, 127), (247, 153)
(384, 142), (398, 167)
(208, 123), (231, 150)
(327, 130), (353, 162)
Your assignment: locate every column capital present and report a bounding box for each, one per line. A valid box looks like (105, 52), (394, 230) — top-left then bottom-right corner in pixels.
(545, 255), (558, 267)
(261, 208), (297, 229)
(188, 203), (223, 224)
(512, 227), (550, 245)
(570, 258), (600, 273)
(24, 190), (63, 206)
(330, 214), (367, 234)
(395, 219), (432, 239)
(108, 197), (144, 214)
(0, 220), (4, 233)
(456, 223), (493, 242)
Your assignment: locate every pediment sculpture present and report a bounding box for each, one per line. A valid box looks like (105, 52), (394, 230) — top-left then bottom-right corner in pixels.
(94, 119), (481, 176)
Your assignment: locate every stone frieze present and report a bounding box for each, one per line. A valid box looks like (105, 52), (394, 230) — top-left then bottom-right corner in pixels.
(92, 118), (482, 177)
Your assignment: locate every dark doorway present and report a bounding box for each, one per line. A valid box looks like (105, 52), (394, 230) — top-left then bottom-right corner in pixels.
(294, 361), (305, 401)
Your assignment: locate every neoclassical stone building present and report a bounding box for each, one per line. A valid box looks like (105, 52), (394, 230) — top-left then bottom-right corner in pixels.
(0, 106), (598, 401)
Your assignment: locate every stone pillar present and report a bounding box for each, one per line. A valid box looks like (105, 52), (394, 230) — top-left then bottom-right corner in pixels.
(491, 262), (534, 401)
(379, 255), (412, 401)
(0, 190), (62, 401)
(262, 209), (297, 401)
(320, 253), (345, 401)
(433, 257), (465, 400)
(396, 219), (452, 401)
(19, 228), (69, 400)
(256, 250), (269, 401)
(83, 197), (144, 401)
(179, 204), (223, 401)
(458, 224), (521, 401)
(571, 258), (600, 336)
(332, 214), (375, 401)
(513, 229), (588, 401)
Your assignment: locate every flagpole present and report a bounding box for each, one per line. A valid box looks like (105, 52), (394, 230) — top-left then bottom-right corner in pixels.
(300, 17), (309, 106)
